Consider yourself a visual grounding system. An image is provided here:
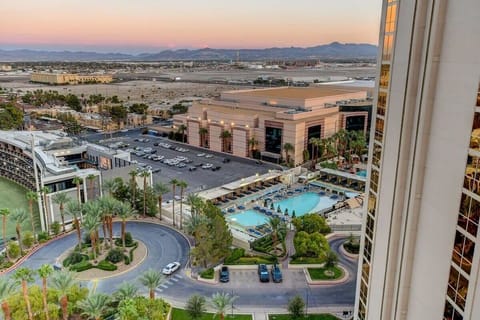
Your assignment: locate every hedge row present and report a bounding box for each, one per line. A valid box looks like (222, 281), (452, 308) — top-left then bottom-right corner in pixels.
(69, 259), (117, 272)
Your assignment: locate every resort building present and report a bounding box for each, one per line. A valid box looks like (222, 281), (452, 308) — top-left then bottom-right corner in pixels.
(173, 86), (370, 165)
(30, 72), (113, 85)
(355, 0), (480, 320)
(0, 130), (131, 232)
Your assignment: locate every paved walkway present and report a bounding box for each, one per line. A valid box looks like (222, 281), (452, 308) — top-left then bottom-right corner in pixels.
(281, 230), (296, 269)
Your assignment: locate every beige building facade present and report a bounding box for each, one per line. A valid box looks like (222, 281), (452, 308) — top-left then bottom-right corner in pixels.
(31, 72), (113, 85)
(174, 86), (369, 165)
(355, 1), (480, 320)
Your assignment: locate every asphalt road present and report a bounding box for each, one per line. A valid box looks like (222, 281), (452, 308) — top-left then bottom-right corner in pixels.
(7, 222), (357, 309)
(82, 130), (280, 199)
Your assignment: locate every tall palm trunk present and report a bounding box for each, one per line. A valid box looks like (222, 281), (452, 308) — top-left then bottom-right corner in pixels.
(76, 185), (81, 204)
(143, 176), (147, 218)
(1, 301), (11, 320)
(59, 204), (66, 233)
(16, 225), (23, 255)
(91, 231), (97, 261)
(108, 216), (113, 249)
(42, 277), (50, 320)
(102, 217), (108, 249)
(21, 280), (33, 320)
(179, 190), (184, 229)
(60, 295), (68, 320)
(121, 220), (126, 250)
(150, 289), (154, 300)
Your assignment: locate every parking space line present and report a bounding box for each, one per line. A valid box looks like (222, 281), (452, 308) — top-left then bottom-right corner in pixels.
(166, 280), (174, 285)
(160, 284), (169, 289)
(171, 278), (179, 282)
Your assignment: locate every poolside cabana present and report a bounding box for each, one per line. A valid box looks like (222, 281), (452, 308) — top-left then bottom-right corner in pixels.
(318, 168), (366, 191)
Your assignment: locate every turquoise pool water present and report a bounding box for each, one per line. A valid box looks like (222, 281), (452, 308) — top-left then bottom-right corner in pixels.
(357, 170), (367, 177)
(227, 210), (268, 227)
(275, 192), (337, 216)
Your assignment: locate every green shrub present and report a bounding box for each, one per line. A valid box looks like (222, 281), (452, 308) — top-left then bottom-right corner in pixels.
(106, 248), (124, 264)
(96, 260), (117, 271)
(37, 231), (49, 243)
(69, 260), (93, 272)
(7, 241), (21, 259)
(83, 233), (91, 245)
(63, 252), (88, 267)
(51, 221), (61, 235)
(124, 255), (130, 265)
(199, 268), (214, 279)
(129, 241), (138, 262)
(225, 248), (245, 263)
(344, 241), (360, 254)
(22, 231), (35, 248)
(115, 232), (134, 247)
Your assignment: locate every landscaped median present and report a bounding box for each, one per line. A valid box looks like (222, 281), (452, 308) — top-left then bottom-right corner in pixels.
(172, 308), (252, 320)
(268, 314), (340, 320)
(304, 264), (349, 285)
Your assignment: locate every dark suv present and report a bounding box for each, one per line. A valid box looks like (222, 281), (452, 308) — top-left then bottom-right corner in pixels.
(258, 264), (270, 282)
(271, 264), (283, 283)
(220, 266), (229, 283)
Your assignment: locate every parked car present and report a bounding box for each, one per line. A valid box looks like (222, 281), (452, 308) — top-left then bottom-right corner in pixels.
(162, 262), (181, 275)
(188, 166), (197, 171)
(202, 164), (213, 169)
(222, 158), (231, 163)
(258, 264), (270, 282)
(205, 154), (213, 158)
(197, 153), (205, 157)
(211, 166), (221, 171)
(220, 266), (230, 283)
(271, 264), (283, 283)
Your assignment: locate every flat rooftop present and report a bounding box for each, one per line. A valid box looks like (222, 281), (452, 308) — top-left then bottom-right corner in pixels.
(228, 86), (364, 100)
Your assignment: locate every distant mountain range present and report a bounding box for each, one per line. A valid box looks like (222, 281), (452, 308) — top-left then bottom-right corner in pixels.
(0, 42), (377, 62)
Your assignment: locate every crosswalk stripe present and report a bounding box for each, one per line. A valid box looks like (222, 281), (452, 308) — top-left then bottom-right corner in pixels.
(171, 278), (179, 282)
(174, 274), (183, 279)
(160, 284), (169, 289)
(166, 281), (174, 285)
(155, 288), (163, 293)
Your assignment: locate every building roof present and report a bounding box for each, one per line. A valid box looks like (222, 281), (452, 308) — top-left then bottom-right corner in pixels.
(228, 86), (364, 100)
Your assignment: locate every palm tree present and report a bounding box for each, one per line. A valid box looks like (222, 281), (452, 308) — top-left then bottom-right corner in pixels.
(0, 277), (18, 320)
(40, 186), (51, 231)
(177, 180), (188, 229)
(129, 169), (138, 206)
(102, 179), (118, 197)
(78, 293), (110, 320)
(177, 124), (187, 143)
(72, 176), (83, 204)
(116, 202), (135, 250)
(220, 130), (232, 153)
(0, 208), (10, 260)
(153, 182), (169, 221)
(99, 197), (117, 249)
(210, 292), (237, 320)
(140, 170), (150, 218)
(65, 200), (83, 250)
(198, 127), (208, 147)
(38, 264), (53, 320)
(283, 142), (294, 165)
(10, 208), (28, 255)
(138, 269), (164, 300)
(169, 178), (179, 227)
(186, 294), (207, 320)
(186, 193), (203, 218)
(184, 214), (208, 238)
(82, 205), (101, 261)
(50, 270), (78, 320)
(52, 192), (69, 233)
(267, 216), (282, 248)
(114, 282), (138, 302)
(86, 174), (97, 199)
(14, 267), (35, 320)
(25, 191), (38, 241)
(248, 136), (259, 158)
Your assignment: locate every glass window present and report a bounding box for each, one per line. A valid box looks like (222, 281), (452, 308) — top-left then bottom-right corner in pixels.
(464, 155), (480, 200)
(444, 301), (464, 320)
(372, 144), (382, 168)
(364, 237), (372, 261)
(380, 64), (390, 88)
(370, 169), (379, 193)
(469, 112), (480, 153)
(368, 193), (377, 217)
(385, 4), (397, 33)
(451, 230), (475, 273)
(382, 34), (394, 61)
(374, 118), (385, 143)
(365, 213), (375, 241)
(377, 92), (387, 116)
(476, 84), (479, 106)
(265, 126), (282, 154)
(458, 193), (479, 237)
(361, 258), (370, 283)
(447, 266), (469, 311)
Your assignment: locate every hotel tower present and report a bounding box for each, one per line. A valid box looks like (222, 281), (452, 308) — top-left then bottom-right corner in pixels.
(354, 0), (480, 319)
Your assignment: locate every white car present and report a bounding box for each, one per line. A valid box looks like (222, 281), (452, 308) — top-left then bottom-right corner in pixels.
(205, 154), (213, 158)
(162, 262), (181, 275)
(202, 163), (213, 169)
(197, 153), (205, 157)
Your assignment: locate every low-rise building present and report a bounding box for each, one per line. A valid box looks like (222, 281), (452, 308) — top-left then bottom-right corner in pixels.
(173, 86), (370, 165)
(30, 72), (113, 85)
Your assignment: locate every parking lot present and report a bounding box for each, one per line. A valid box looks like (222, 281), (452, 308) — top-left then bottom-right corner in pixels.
(217, 268), (307, 290)
(100, 132), (280, 200)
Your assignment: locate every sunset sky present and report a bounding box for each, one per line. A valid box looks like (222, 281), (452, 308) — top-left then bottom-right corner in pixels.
(1, 0), (382, 53)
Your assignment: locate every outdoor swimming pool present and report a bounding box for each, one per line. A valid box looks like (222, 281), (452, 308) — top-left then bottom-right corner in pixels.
(275, 192), (338, 216)
(228, 192), (340, 227)
(227, 210), (268, 227)
(357, 170), (367, 177)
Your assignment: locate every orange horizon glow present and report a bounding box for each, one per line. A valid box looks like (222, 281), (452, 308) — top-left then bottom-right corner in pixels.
(0, 0), (382, 52)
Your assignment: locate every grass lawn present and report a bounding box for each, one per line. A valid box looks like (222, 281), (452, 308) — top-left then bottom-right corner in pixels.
(269, 314), (339, 320)
(171, 308), (252, 320)
(225, 256), (275, 265)
(308, 266), (344, 280)
(290, 256), (324, 264)
(0, 177), (40, 239)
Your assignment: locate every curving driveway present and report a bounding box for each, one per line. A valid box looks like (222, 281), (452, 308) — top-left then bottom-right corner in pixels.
(7, 222), (357, 309)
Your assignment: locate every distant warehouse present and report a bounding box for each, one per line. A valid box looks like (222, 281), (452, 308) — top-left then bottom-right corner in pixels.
(30, 72), (113, 85)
